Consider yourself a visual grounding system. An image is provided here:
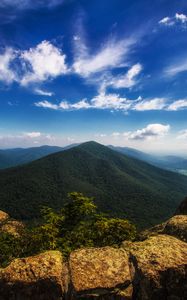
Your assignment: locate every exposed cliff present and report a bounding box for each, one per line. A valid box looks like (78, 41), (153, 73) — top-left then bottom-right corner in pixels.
(0, 212), (186, 299)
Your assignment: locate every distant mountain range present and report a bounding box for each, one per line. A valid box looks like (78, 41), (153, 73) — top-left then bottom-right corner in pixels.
(0, 141), (187, 229)
(109, 145), (187, 175)
(0, 144), (186, 176)
(0, 145), (77, 169)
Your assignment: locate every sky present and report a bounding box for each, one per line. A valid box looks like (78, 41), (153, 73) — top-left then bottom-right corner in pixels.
(0, 0), (187, 154)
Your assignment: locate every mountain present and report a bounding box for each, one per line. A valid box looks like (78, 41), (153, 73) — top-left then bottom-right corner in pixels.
(0, 145), (78, 169)
(0, 141), (187, 228)
(109, 145), (187, 175)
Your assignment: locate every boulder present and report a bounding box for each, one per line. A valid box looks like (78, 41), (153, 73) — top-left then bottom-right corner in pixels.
(125, 234), (187, 300)
(1, 220), (25, 237)
(0, 211), (9, 224)
(163, 215), (187, 242)
(0, 251), (69, 300)
(69, 246), (132, 299)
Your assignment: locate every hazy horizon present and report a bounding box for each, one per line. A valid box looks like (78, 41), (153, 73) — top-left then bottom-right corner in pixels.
(0, 140), (186, 157)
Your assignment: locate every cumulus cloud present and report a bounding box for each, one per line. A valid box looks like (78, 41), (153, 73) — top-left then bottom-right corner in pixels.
(73, 36), (136, 77)
(20, 40), (68, 85)
(159, 13), (187, 26)
(0, 40), (68, 86)
(0, 36), (141, 93)
(0, 48), (16, 83)
(175, 13), (187, 23)
(124, 124), (170, 141)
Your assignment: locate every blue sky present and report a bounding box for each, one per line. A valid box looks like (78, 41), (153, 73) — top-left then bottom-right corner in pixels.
(0, 0), (187, 154)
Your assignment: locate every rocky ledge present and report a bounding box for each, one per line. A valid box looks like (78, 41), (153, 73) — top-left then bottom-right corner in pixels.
(0, 213), (187, 299)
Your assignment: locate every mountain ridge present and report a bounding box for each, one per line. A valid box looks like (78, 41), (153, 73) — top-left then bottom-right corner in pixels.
(0, 141), (187, 228)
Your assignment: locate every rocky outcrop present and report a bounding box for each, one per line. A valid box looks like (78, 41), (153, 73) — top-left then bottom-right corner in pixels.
(138, 214), (187, 243)
(163, 215), (187, 242)
(123, 234), (187, 300)
(0, 251), (69, 300)
(0, 211), (24, 237)
(0, 210), (9, 224)
(1, 220), (25, 237)
(69, 247), (132, 299)
(0, 213), (187, 299)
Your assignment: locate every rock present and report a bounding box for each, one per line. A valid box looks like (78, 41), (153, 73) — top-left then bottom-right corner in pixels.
(0, 211), (9, 224)
(137, 222), (167, 241)
(126, 235), (187, 300)
(175, 196), (187, 215)
(0, 251), (69, 300)
(1, 220), (25, 237)
(138, 214), (187, 243)
(69, 246), (132, 299)
(163, 215), (187, 242)
(0, 210), (24, 237)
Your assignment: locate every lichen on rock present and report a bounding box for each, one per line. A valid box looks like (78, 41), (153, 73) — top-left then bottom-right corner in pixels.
(0, 250), (69, 300)
(0, 211), (9, 224)
(127, 234), (187, 300)
(69, 246), (132, 298)
(163, 215), (187, 242)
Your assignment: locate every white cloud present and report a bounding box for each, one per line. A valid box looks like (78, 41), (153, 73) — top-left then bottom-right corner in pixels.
(159, 17), (172, 25)
(90, 92), (132, 110)
(94, 133), (107, 138)
(164, 58), (187, 77)
(35, 94), (187, 112)
(159, 13), (187, 27)
(134, 97), (166, 111)
(24, 132), (41, 138)
(0, 132), (76, 148)
(175, 13), (187, 23)
(109, 63), (142, 89)
(177, 129), (187, 139)
(34, 88), (54, 96)
(70, 99), (90, 109)
(167, 99), (187, 111)
(0, 35), (141, 93)
(124, 124), (170, 141)
(73, 37), (136, 77)
(35, 100), (59, 110)
(20, 40), (68, 85)
(0, 48), (16, 83)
